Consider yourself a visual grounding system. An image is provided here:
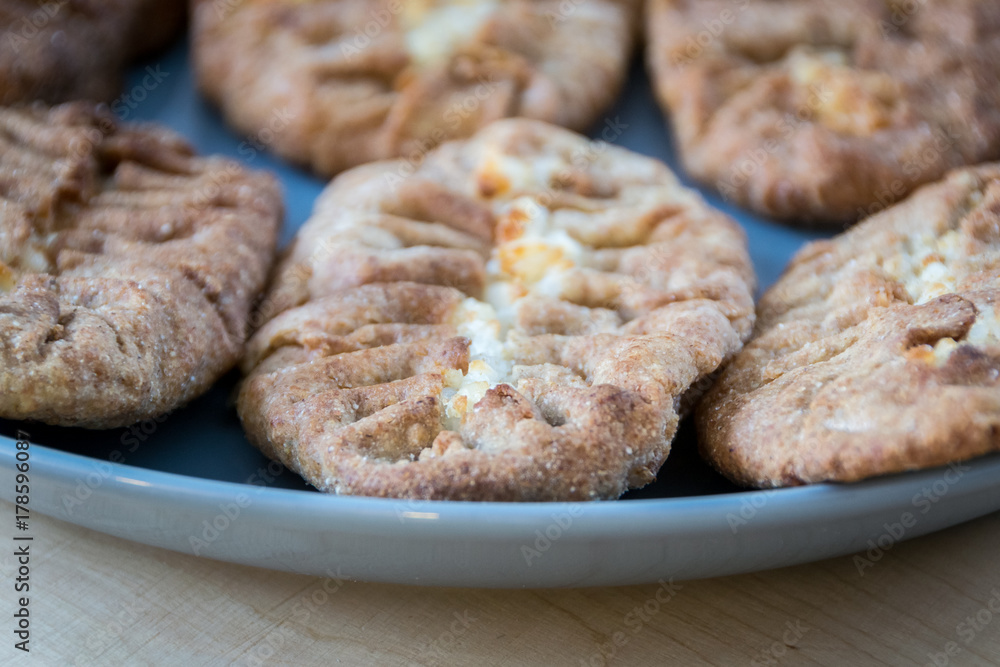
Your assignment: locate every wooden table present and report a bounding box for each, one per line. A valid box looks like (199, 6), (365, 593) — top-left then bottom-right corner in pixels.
(2, 500), (999, 665)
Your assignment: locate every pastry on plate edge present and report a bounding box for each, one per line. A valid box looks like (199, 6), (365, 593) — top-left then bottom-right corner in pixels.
(0, 102), (283, 428)
(698, 163), (1000, 487)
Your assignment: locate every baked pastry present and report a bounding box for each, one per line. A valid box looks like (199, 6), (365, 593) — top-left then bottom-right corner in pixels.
(646, 0), (1000, 225)
(0, 1), (185, 105)
(698, 164), (1000, 487)
(238, 119), (756, 501)
(192, 0), (638, 176)
(0, 102), (282, 428)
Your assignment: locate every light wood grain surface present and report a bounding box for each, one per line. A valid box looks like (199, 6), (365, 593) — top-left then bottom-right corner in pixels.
(2, 501), (999, 666)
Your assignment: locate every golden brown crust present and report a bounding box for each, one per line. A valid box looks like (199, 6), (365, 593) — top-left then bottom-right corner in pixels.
(646, 0), (1000, 225)
(0, 0), (185, 105)
(239, 119), (756, 501)
(192, 0), (638, 176)
(697, 164), (1000, 487)
(0, 102), (282, 428)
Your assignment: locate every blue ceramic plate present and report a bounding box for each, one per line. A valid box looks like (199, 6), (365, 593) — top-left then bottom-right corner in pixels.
(2, 41), (999, 588)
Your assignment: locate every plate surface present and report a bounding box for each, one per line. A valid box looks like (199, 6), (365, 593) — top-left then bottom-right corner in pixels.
(2, 40), (999, 588)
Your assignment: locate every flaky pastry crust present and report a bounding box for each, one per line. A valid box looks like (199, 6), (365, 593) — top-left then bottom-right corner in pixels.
(192, 0), (638, 176)
(0, 102), (282, 428)
(698, 164), (1000, 487)
(239, 119), (755, 501)
(646, 0), (1000, 225)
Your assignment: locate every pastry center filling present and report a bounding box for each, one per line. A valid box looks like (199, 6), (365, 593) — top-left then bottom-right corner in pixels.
(0, 234), (55, 293)
(883, 225), (1000, 361)
(402, 0), (499, 67)
(440, 152), (587, 428)
(789, 48), (899, 136)
(0, 261), (15, 293)
(883, 229), (964, 306)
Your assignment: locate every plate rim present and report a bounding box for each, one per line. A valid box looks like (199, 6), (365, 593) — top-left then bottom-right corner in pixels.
(6, 434), (1000, 538)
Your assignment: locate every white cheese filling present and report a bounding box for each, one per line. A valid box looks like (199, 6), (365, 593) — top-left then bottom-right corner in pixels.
(883, 228), (1000, 362)
(442, 297), (510, 430)
(883, 230), (964, 306)
(402, 0), (499, 67)
(1, 234), (56, 293)
(440, 158), (589, 425)
(0, 262), (14, 293)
